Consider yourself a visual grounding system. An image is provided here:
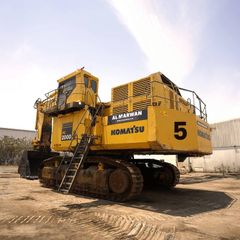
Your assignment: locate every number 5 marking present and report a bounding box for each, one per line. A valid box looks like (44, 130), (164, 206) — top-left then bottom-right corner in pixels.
(174, 122), (187, 140)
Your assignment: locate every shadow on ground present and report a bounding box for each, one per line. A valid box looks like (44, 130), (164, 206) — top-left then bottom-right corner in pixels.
(63, 187), (235, 217)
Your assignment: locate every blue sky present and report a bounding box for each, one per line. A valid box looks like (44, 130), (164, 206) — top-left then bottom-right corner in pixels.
(0, 0), (239, 130)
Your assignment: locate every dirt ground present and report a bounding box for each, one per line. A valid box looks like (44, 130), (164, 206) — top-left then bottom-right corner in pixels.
(0, 166), (239, 240)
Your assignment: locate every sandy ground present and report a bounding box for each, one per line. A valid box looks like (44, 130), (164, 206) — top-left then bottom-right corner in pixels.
(0, 166), (239, 240)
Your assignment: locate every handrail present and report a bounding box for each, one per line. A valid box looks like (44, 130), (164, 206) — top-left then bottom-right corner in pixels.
(178, 87), (207, 120)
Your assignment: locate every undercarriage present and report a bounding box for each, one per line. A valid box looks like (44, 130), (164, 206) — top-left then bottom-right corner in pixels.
(39, 156), (180, 201)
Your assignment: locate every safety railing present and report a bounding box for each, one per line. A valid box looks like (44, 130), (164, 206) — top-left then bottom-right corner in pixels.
(178, 87), (207, 121)
(42, 89), (58, 112)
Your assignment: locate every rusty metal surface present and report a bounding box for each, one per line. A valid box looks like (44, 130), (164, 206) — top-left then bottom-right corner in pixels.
(40, 156), (144, 201)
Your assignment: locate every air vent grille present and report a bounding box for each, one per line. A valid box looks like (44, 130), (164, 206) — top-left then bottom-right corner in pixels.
(112, 84), (128, 102)
(112, 105), (128, 114)
(133, 99), (151, 111)
(133, 78), (151, 97)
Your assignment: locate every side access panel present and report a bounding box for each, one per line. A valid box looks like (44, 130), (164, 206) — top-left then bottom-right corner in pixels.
(151, 107), (212, 155)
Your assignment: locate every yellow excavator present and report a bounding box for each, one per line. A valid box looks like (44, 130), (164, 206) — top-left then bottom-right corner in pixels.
(18, 68), (212, 201)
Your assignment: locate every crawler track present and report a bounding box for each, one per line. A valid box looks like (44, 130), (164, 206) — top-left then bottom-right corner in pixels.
(77, 157), (144, 201)
(40, 157), (180, 201)
(131, 159), (180, 188)
(40, 157), (144, 202)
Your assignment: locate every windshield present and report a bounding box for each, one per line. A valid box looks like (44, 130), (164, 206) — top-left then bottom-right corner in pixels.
(57, 76), (76, 108)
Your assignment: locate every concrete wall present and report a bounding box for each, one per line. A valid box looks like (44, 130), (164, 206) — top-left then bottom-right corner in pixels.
(211, 118), (240, 148)
(0, 127), (36, 140)
(188, 147), (240, 172)
(185, 118), (240, 173)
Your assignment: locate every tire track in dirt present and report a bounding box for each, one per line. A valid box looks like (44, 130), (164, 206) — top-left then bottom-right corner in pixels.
(79, 209), (175, 239)
(88, 210), (218, 240)
(47, 207), (172, 239)
(0, 207), (218, 240)
(0, 215), (61, 225)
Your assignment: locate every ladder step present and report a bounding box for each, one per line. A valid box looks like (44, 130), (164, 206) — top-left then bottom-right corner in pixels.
(66, 169), (76, 173)
(60, 189), (69, 193)
(77, 147), (86, 150)
(64, 182), (71, 186)
(66, 173), (75, 177)
(70, 163), (79, 167)
(77, 147), (85, 150)
(68, 168), (77, 171)
(66, 175), (74, 177)
(65, 175), (74, 179)
(68, 167), (78, 171)
(75, 152), (84, 155)
(75, 154), (83, 157)
(63, 183), (72, 187)
(76, 151), (84, 154)
(70, 162), (80, 166)
(62, 183), (71, 188)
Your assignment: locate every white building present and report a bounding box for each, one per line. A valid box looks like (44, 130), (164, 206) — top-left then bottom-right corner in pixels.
(0, 127), (36, 140)
(188, 118), (240, 173)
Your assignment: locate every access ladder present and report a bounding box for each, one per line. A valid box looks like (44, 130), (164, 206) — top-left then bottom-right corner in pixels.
(57, 102), (103, 194)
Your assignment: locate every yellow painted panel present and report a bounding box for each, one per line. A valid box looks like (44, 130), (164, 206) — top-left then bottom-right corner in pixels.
(153, 107), (199, 151)
(51, 110), (90, 151)
(195, 117), (212, 154)
(151, 106), (211, 154)
(102, 119), (149, 149)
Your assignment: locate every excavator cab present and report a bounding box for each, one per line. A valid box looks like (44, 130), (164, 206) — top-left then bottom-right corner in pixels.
(43, 69), (99, 116)
(43, 69), (100, 152)
(56, 70), (99, 110)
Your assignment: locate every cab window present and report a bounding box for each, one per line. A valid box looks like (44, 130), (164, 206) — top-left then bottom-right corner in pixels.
(84, 75), (89, 88)
(91, 80), (97, 93)
(59, 76), (76, 94)
(58, 76), (76, 108)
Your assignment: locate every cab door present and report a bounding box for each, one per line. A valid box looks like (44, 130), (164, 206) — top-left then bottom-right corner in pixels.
(83, 75), (98, 107)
